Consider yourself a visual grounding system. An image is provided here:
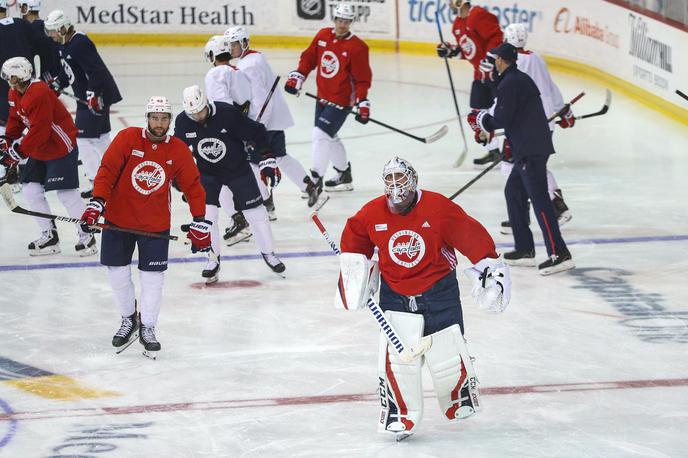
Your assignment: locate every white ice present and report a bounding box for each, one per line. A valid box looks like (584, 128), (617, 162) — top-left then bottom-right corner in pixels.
(0, 47), (687, 457)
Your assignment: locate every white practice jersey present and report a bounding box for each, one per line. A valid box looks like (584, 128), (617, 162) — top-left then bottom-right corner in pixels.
(516, 50), (565, 130)
(234, 50), (294, 131)
(204, 64), (251, 106)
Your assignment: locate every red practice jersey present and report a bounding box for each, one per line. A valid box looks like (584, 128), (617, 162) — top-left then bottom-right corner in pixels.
(93, 127), (206, 233)
(296, 27), (372, 107)
(341, 190), (498, 296)
(451, 6), (503, 81)
(5, 80), (77, 161)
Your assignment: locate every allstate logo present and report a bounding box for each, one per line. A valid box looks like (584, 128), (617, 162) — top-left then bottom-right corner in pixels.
(197, 137), (226, 163)
(131, 161), (165, 195)
(458, 35), (477, 60)
(320, 51), (340, 79)
(388, 230), (426, 268)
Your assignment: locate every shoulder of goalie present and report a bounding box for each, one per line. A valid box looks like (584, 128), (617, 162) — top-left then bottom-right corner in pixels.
(334, 252), (380, 310)
(463, 256), (511, 313)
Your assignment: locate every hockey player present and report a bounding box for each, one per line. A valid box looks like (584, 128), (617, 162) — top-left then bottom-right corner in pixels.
(468, 43), (574, 275)
(225, 26), (322, 210)
(1, 56), (96, 256)
(44, 9), (122, 199)
(79, 96), (210, 357)
(339, 156), (510, 439)
(174, 85), (286, 281)
(284, 2), (372, 192)
(498, 23), (573, 234)
(18, 0), (63, 88)
(436, 0), (503, 166)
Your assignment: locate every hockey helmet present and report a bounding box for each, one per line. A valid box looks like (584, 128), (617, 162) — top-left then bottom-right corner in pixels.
(334, 3), (356, 21)
(0, 0), (7, 9)
(382, 157), (418, 208)
(504, 23), (528, 48)
(182, 85), (208, 117)
(145, 96), (172, 116)
(224, 26), (250, 56)
(19, 0), (42, 13)
(204, 35), (223, 64)
(1, 57), (34, 84)
(44, 9), (72, 31)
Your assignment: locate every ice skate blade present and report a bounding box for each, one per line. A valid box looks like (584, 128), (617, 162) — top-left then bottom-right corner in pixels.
(114, 332), (139, 354)
(311, 195), (330, 211)
(324, 184), (353, 192)
(558, 211), (572, 226)
(77, 245), (98, 257)
(539, 259), (575, 276)
(499, 227), (512, 235)
(205, 275), (219, 285)
(395, 432), (413, 442)
(224, 231), (252, 247)
(504, 258), (536, 267)
(142, 350), (158, 360)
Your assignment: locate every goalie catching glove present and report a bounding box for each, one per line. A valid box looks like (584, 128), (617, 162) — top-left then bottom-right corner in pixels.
(334, 252), (380, 310)
(464, 256), (511, 313)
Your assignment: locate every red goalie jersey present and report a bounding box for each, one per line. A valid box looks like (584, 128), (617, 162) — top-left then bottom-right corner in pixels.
(93, 127), (206, 233)
(341, 190), (497, 296)
(451, 6), (503, 81)
(296, 27), (372, 107)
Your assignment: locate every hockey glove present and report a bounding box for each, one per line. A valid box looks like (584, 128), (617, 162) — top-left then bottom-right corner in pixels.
(284, 71), (305, 96)
(436, 42), (460, 59)
(467, 109), (493, 146)
(0, 137), (24, 169)
(42, 72), (62, 95)
(86, 90), (104, 115)
(186, 218), (213, 253)
(80, 198), (104, 233)
(464, 257), (511, 313)
(355, 99), (370, 124)
(259, 153), (281, 189)
(479, 53), (496, 82)
(557, 106), (576, 129)
(502, 139), (513, 162)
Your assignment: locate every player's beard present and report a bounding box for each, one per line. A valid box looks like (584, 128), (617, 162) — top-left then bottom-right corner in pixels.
(386, 191), (417, 215)
(146, 125), (169, 141)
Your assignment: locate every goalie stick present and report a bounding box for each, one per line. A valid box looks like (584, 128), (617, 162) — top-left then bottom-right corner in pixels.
(310, 211), (432, 363)
(304, 92), (448, 144)
(0, 183), (178, 240)
(434, 10), (468, 167)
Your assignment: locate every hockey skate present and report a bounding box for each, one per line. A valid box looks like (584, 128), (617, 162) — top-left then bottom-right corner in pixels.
(28, 223), (61, 256)
(552, 189), (572, 226)
(113, 312), (139, 354)
(75, 232), (98, 257)
(324, 162), (353, 192)
(202, 257), (220, 284)
(304, 171), (330, 210)
(264, 195), (277, 221)
(473, 149), (501, 166)
(140, 324), (161, 359)
(223, 212), (252, 247)
(261, 252), (286, 277)
(80, 180), (94, 199)
(503, 249), (536, 267)
(538, 248), (575, 276)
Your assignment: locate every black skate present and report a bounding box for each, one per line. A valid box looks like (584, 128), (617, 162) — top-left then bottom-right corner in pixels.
(75, 232), (98, 257)
(113, 311), (139, 354)
(503, 249), (536, 267)
(264, 195), (277, 221)
(538, 248), (575, 276)
(304, 173), (323, 208)
(324, 162), (353, 192)
(473, 149), (501, 166)
(28, 223), (60, 256)
(80, 188), (93, 199)
(140, 323), (161, 359)
(261, 252), (286, 277)
(223, 212), (252, 246)
(552, 189), (572, 226)
(202, 257), (220, 284)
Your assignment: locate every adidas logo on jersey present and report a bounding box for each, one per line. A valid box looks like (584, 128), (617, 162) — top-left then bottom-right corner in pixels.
(422, 221), (431, 228)
(220, 128), (227, 133)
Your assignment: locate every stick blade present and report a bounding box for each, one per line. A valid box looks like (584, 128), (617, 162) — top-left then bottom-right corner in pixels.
(453, 145), (468, 168)
(0, 183), (18, 211)
(424, 125), (449, 144)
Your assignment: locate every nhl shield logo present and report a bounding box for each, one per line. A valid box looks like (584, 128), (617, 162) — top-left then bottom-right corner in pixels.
(297, 0), (325, 20)
(131, 161), (166, 195)
(388, 230), (426, 268)
(320, 51), (340, 79)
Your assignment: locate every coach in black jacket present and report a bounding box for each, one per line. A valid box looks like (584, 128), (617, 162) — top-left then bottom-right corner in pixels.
(467, 43), (574, 275)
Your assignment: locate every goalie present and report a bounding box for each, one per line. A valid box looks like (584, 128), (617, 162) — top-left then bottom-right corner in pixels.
(338, 156), (511, 440)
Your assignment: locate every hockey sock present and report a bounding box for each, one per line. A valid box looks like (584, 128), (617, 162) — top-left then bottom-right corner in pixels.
(77, 138), (100, 182)
(243, 206), (274, 254)
(139, 270), (164, 327)
(22, 182), (54, 233)
(218, 185), (236, 218)
(107, 265), (136, 317)
(56, 189), (87, 235)
(205, 204), (221, 255)
(276, 155), (309, 192)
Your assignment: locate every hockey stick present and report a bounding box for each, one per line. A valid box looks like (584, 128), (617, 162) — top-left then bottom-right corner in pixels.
(304, 92), (448, 144)
(434, 10), (468, 167)
(310, 211), (432, 363)
(677, 89), (688, 102)
(575, 89), (611, 120)
(0, 183), (178, 240)
(256, 76), (280, 123)
(450, 92), (585, 199)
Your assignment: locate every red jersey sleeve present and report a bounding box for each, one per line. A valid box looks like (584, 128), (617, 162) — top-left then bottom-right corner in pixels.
(296, 30), (324, 78)
(5, 91), (24, 141)
(16, 85), (54, 154)
(440, 200), (498, 264)
(341, 209), (375, 259)
(171, 141), (205, 219)
(351, 39), (372, 101)
(473, 8), (503, 52)
(93, 129), (130, 203)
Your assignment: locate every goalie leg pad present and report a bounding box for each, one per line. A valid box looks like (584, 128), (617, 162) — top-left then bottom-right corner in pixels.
(334, 252), (379, 310)
(378, 311), (424, 437)
(424, 324), (481, 421)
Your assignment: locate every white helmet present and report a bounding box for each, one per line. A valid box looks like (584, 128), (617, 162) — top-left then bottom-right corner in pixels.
(334, 3), (356, 21)
(19, 0), (42, 13)
(382, 157), (418, 207)
(145, 96), (172, 116)
(224, 26), (250, 56)
(504, 23), (528, 48)
(0, 0), (7, 9)
(182, 85), (208, 116)
(204, 35), (231, 64)
(1, 57), (34, 83)
(44, 9), (72, 31)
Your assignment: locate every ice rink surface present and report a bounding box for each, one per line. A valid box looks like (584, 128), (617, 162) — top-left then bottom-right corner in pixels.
(1, 47), (687, 457)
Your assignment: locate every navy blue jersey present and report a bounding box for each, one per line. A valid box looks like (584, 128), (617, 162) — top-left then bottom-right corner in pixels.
(174, 101), (268, 178)
(62, 32), (121, 106)
(0, 17), (33, 123)
(26, 19), (63, 82)
(481, 64), (555, 161)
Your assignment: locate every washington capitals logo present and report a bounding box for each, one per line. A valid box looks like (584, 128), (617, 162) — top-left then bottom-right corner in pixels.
(388, 230), (426, 268)
(131, 161), (165, 195)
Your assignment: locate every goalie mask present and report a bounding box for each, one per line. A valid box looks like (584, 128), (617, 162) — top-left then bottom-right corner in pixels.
(382, 157), (418, 214)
